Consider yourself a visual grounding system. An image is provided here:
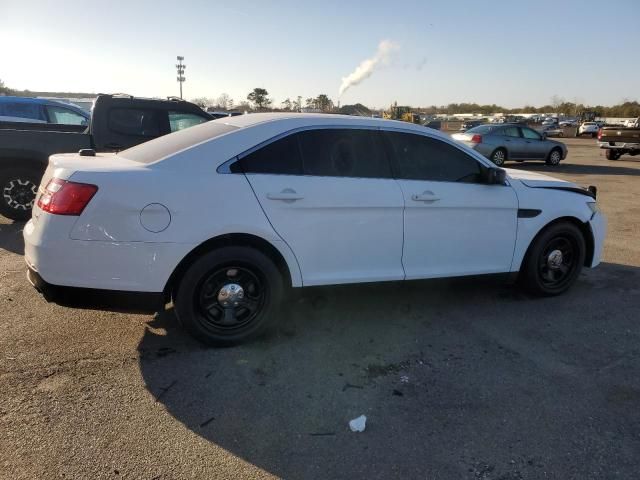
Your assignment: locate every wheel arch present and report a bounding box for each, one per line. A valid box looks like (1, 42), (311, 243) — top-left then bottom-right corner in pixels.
(517, 216), (594, 271)
(163, 232), (298, 300)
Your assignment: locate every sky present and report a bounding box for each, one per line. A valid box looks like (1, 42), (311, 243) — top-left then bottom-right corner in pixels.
(1, 0), (639, 109)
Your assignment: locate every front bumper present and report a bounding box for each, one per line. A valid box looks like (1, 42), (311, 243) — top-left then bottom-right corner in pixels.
(588, 211), (607, 268)
(27, 265), (164, 313)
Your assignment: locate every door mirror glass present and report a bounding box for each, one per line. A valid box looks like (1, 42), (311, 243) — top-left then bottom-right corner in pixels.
(486, 167), (506, 185)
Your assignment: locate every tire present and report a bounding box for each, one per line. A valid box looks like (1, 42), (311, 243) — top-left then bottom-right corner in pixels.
(490, 148), (506, 166)
(0, 168), (41, 221)
(519, 222), (586, 296)
(173, 246), (284, 346)
(605, 149), (620, 161)
(545, 148), (562, 166)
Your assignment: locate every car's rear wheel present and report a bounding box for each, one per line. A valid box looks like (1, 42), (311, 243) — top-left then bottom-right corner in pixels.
(490, 148), (506, 166)
(174, 246), (284, 346)
(545, 148), (562, 166)
(605, 149), (620, 161)
(0, 168), (41, 221)
(520, 222), (585, 296)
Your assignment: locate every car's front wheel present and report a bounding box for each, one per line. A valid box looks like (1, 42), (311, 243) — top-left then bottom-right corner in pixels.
(174, 247), (284, 346)
(519, 222), (586, 296)
(490, 148), (506, 166)
(0, 168), (41, 221)
(545, 148), (562, 166)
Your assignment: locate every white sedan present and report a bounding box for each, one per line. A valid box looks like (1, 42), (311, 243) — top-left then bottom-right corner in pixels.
(24, 113), (606, 345)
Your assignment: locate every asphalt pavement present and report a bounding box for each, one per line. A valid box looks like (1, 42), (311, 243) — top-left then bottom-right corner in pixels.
(1, 137), (639, 479)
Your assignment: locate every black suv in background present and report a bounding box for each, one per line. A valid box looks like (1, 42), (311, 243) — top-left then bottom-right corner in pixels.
(0, 94), (211, 220)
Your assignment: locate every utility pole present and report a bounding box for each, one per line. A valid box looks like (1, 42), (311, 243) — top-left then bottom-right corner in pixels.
(176, 56), (186, 99)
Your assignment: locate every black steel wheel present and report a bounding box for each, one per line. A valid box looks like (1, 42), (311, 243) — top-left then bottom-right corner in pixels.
(0, 168), (41, 221)
(605, 149), (620, 161)
(520, 222), (586, 296)
(174, 246), (284, 346)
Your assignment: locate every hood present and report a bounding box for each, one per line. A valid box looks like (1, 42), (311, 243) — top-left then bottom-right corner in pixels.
(504, 168), (576, 188)
(504, 168), (597, 199)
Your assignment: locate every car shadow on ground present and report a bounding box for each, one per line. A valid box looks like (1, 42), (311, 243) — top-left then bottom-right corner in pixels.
(138, 263), (640, 479)
(0, 221), (25, 255)
(507, 161), (640, 176)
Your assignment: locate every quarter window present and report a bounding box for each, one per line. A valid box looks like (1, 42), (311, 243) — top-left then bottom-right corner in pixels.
(108, 108), (162, 137)
(384, 131), (482, 183)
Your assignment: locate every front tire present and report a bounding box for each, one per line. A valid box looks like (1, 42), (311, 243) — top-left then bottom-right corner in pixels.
(174, 246), (284, 346)
(519, 222), (586, 296)
(490, 148), (506, 166)
(0, 168), (41, 221)
(546, 148), (562, 166)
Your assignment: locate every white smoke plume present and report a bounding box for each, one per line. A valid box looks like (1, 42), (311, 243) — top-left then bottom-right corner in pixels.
(339, 39), (399, 96)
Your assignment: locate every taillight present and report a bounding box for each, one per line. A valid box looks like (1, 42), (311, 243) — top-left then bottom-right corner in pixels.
(597, 128), (602, 140)
(37, 178), (98, 215)
(471, 134), (482, 143)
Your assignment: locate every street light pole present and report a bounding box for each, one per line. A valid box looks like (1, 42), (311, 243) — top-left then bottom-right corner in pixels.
(176, 56), (186, 99)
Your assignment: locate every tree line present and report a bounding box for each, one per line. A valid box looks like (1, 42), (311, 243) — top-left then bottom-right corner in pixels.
(2, 79), (638, 117)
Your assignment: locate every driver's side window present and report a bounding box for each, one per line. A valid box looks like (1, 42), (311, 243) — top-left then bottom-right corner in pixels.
(384, 131), (482, 183)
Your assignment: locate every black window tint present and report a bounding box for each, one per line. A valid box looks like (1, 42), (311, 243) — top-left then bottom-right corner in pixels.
(502, 127), (520, 137)
(241, 134), (302, 175)
(385, 131), (482, 183)
(297, 129), (391, 178)
(108, 108), (162, 137)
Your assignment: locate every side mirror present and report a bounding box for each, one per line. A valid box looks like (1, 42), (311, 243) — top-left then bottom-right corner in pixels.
(486, 167), (506, 185)
(541, 132), (547, 139)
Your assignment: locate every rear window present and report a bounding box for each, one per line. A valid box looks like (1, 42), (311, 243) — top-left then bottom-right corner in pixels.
(584, 122), (596, 125)
(466, 125), (494, 134)
(119, 122), (238, 164)
(108, 108), (162, 137)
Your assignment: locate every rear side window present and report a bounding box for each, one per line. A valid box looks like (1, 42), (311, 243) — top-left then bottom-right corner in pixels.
(502, 127), (520, 137)
(108, 108), (162, 137)
(168, 111), (209, 132)
(385, 131), (482, 183)
(241, 134), (302, 175)
(298, 129), (391, 178)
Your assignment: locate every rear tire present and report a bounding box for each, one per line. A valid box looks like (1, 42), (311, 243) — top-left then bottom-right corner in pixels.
(0, 168), (41, 221)
(605, 149), (620, 161)
(173, 246), (284, 346)
(545, 148), (562, 166)
(490, 148), (506, 166)
(519, 222), (586, 296)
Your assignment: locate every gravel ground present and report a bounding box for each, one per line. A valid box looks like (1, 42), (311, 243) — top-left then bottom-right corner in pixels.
(1, 137), (639, 479)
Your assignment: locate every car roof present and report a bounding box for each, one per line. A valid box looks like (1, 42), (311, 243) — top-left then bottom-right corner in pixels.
(221, 112), (445, 135)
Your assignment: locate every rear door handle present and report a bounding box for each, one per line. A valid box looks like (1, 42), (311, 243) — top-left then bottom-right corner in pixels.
(411, 191), (440, 202)
(267, 189), (304, 202)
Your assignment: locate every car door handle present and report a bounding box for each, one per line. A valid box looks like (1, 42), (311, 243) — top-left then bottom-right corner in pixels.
(411, 191), (440, 202)
(266, 189), (304, 202)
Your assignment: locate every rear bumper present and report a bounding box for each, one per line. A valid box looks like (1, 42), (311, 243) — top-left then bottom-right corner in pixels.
(27, 266), (164, 313)
(598, 141), (640, 150)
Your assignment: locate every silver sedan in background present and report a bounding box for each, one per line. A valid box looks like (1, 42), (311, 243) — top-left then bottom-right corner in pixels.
(452, 124), (568, 166)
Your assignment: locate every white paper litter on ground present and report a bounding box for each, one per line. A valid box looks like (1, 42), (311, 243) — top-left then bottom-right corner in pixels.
(349, 415), (367, 432)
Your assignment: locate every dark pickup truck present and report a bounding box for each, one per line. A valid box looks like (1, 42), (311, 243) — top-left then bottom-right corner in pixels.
(0, 94), (212, 220)
(597, 118), (640, 160)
